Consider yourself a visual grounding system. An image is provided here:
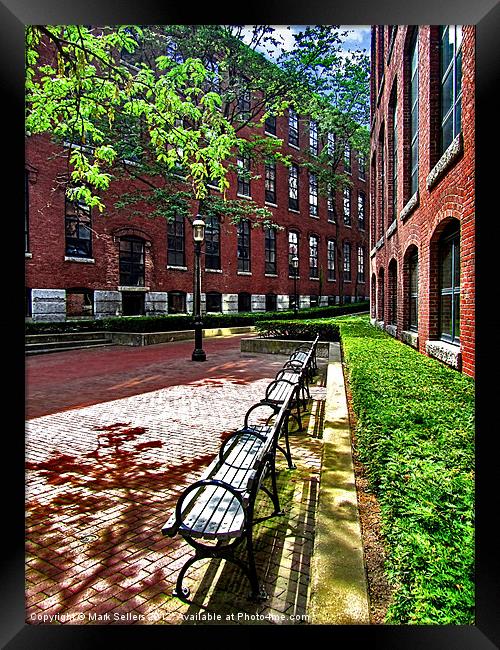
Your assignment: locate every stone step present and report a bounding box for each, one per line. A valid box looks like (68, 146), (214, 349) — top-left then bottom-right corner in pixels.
(25, 331), (109, 345)
(25, 339), (114, 355)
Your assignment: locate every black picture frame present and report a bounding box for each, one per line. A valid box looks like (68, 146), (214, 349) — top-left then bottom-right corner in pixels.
(4, 0), (499, 647)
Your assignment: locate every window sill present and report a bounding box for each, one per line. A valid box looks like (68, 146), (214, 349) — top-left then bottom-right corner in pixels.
(425, 339), (462, 370)
(288, 143), (300, 150)
(207, 184), (221, 192)
(370, 247), (377, 258)
(265, 201), (278, 208)
(237, 271), (252, 276)
(237, 193), (252, 200)
(344, 223), (352, 228)
(65, 256), (95, 263)
(118, 286), (150, 292)
(288, 208), (300, 214)
(426, 132), (463, 190)
(310, 214), (319, 219)
(288, 276), (301, 280)
(309, 277), (320, 281)
(386, 220), (397, 239)
(167, 265), (187, 271)
(327, 278), (336, 282)
(375, 235), (385, 250)
(400, 191), (419, 222)
(25, 252), (32, 259)
(265, 273), (278, 278)
(205, 268), (222, 273)
(401, 329), (419, 349)
(385, 323), (397, 338)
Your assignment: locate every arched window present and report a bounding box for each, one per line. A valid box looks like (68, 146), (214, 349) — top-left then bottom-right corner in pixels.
(377, 268), (385, 321)
(388, 259), (397, 325)
(371, 274), (377, 318)
(439, 221), (460, 343)
(408, 249), (418, 331)
(119, 236), (145, 287)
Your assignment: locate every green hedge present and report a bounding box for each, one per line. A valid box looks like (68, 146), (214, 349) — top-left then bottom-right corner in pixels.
(25, 301), (368, 334)
(255, 318), (339, 341)
(336, 315), (474, 625)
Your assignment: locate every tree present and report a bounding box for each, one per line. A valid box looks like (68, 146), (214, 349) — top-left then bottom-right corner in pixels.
(25, 25), (370, 229)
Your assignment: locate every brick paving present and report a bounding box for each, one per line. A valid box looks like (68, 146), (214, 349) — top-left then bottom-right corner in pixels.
(25, 337), (327, 625)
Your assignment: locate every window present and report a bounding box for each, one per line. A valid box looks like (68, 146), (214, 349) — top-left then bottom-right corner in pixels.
(25, 288), (32, 317)
(309, 235), (319, 278)
(167, 214), (185, 267)
(388, 260), (397, 324)
(357, 246), (365, 283)
(288, 231), (299, 276)
(344, 143), (351, 173)
(327, 239), (336, 281)
(309, 120), (319, 156)
(25, 170), (29, 252)
(440, 25), (463, 154)
(265, 293), (277, 312)
(265, 160), (276, 204)
(379, 127), (385, 231)
(409, 30), (419, 196)
(237, 219), (251, 272)
(238, 292), (252, 312)
(309, 173), (318, 216)
(168, 291), (186, 314)
(378, 268), (385, 321)
(343, 241), (351, 281)
(327, 185), (336, 222)
(66, 288), (94, 318)
(327, 132), (336, 157)
(237, 154), (251, 197)
(265, 113), (277, 135)
(65, 199), (92, 258)
(409, 250), (418, 331)
(439, 221), (460, 343)
(289, 164), (299, 211)
(264, 227), (277, 274)
(358, 191), (366, 229)
(343, 187), (351, 226)
(122, 292), (145, 316)
(289, 109), (299, 147)
(237, 89), (251, 119)
(119, 236), (145, 286)
(358, 151), (366, 180)
(205, 215), (221, 270)
(391, 97), (398, 220)
(206, 292), (222, 313)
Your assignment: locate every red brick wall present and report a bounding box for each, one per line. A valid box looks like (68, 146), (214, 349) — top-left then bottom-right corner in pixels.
(370, 25), (475, 377)
(26, 110), (369, 304)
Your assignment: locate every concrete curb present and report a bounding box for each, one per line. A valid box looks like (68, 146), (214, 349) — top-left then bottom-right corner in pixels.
(309, 342), (370, 625)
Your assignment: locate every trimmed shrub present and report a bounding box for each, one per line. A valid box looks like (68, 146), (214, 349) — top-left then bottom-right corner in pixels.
(25, 301), (368, 334)
(255, 319), (339, 342)
(336, 315), (475, 625)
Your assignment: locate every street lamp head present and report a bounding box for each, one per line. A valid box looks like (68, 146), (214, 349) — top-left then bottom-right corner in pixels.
(291, 255), (299, 268)
(193, 218), (206, 242)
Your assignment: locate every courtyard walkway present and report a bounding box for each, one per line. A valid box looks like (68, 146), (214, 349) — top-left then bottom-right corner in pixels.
(25, 333), (368, 626)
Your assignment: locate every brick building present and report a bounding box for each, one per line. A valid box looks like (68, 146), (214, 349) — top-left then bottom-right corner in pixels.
(370, 25), (475, 377)
(25, 82), (369, 321)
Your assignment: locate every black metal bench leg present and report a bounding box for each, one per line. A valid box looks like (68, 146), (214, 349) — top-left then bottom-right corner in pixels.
(172, 553), (201, 601)
(245, 529), (268, 602)
(282, 412), (296, 469)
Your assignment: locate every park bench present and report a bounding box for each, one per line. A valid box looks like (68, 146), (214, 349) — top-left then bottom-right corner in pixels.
(162, 383), (297, 603)
(161, 336), (320, 603)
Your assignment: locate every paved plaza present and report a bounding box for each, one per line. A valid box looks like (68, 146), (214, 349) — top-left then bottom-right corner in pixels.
(25, 335), (329, 625)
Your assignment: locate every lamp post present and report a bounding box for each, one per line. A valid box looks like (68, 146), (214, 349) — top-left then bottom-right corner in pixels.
(291, 255), (299, 315)
(192, 217), (206, 362)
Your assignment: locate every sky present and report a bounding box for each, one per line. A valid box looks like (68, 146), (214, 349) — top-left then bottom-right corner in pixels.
(240, 25), (371, 61)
